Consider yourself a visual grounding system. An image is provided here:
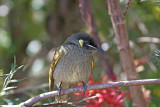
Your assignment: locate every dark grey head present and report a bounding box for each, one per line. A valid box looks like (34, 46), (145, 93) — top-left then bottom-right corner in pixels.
(64, 33), (104, 52)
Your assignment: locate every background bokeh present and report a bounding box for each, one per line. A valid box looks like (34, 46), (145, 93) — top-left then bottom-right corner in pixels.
(0, 0), (160, 106)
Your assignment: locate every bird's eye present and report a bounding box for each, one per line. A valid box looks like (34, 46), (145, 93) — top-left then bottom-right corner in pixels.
(69, 42), (75, 45)
(85, 41), (90, 45)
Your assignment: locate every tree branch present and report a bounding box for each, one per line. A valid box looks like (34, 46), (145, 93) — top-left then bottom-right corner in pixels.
(123, 0), (132, 17)
(8, 79), (159, 107)
(79, 0), (115, 80)
(107, 0), (148, 106)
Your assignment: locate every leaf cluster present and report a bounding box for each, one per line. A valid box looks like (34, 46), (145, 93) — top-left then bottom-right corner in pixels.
(0, 56), (26, 96)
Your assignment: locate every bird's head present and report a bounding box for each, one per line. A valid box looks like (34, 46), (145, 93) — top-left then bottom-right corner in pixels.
(64, 33), (104, 52)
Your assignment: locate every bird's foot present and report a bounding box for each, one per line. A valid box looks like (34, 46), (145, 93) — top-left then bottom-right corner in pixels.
(58, 82), (63, 98)
(82, 82), (87, 95)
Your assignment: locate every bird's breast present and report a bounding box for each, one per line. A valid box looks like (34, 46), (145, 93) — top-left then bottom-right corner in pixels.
(53, 45), (92, 85)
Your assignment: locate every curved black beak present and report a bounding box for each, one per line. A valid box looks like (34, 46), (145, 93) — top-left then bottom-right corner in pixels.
(86, 44), (105, 53)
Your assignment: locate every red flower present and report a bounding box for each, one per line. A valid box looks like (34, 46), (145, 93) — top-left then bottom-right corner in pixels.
(74, 74), (130, 107)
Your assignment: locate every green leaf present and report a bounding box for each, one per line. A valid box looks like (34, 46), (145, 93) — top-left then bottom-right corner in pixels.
(2, 76), (10, 88)
(9, 77), (27, 83)
(0, 69), (4, 75)
(14, 55), (16, 68)
(0, 74), (9, 78)
(14, 65), (24, 73)
(8, 73), (13, 80)
(11, 63), (15, 74)
(9, 64), (23, 80)
(3, 86), (17, 91)
(10, 55), (16, 74)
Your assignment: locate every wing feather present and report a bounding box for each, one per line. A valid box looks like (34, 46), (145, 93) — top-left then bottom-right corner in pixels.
(91, 56), (94, 71)
(49, 48), (63, 91)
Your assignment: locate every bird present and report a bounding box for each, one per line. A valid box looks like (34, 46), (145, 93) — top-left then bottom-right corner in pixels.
(49, 32), (104, 102)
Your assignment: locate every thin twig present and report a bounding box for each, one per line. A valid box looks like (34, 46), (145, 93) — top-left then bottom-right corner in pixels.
(123, 0), (132, 17)
(137, 37), (160, 44)
(75, 95), (97, 104)
(16, 79), (160, 107)
(0, 74), (10, 78)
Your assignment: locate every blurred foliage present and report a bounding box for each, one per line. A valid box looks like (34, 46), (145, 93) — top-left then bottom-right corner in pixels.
(151, 50), (160, 66)
(0, 0), (160, 106)
(141, 0), (160, 6)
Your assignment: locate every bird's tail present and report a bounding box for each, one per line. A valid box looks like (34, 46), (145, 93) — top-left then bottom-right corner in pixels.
(55, 94), (68, 102)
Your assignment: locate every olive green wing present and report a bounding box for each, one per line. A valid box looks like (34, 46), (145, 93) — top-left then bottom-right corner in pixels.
(49, 47), (63, 91)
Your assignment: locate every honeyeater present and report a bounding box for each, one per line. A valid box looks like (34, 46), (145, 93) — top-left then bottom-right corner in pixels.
(49, 32), (104, 102)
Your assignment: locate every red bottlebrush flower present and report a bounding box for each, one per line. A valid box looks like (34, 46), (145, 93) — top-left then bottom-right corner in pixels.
(74, 74), (130, 107)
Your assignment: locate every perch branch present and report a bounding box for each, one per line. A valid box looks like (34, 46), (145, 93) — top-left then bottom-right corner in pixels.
(15, 79), (160, 107)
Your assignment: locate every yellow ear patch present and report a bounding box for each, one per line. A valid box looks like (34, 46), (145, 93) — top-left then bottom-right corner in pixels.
(79, 39), (84, 47)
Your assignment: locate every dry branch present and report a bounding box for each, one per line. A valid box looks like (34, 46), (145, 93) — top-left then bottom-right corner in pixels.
(9, 79), (160, 107)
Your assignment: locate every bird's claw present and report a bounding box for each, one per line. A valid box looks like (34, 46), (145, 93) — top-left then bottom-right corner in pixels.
(58, 82), (62, 98)
(82, 82), (87, 95)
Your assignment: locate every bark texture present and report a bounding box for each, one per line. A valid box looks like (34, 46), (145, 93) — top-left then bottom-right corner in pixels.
(107, 0), (147, 107)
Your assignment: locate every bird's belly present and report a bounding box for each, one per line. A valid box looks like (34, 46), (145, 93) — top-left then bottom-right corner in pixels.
(53, 54), (92, 85)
